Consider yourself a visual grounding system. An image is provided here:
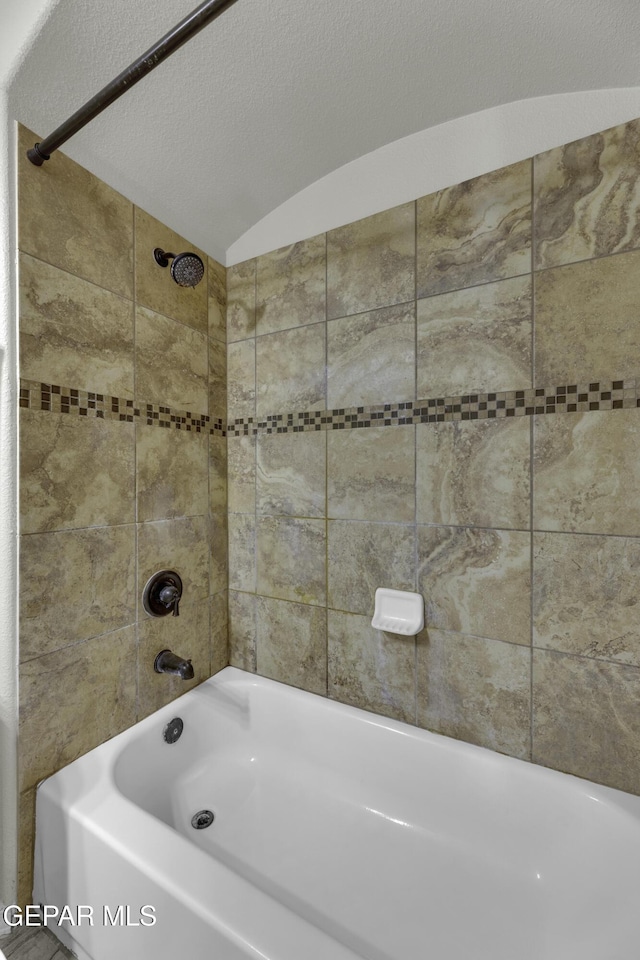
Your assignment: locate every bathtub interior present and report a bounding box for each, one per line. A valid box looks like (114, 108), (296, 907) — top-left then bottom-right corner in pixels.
(109, 669), (640, 960)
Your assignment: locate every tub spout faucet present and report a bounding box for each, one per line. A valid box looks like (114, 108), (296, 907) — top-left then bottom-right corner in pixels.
(154, 649), (194, 680)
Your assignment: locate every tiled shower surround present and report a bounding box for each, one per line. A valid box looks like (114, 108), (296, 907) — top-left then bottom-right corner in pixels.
(16, 125), (228, 904)
(226, 116), (640, 801)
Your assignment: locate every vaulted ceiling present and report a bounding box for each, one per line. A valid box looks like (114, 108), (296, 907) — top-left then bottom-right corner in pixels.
(9, 0), (640, 261)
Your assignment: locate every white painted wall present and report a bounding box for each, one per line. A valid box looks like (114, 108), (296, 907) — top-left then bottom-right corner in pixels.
(0, 0), (61, 908)
(227, 88), (640, 264)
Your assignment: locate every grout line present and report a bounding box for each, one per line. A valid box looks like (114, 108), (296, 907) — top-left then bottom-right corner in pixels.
(529, 156), (535, 762)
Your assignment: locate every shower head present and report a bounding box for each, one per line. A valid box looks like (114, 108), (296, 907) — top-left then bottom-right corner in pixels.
(154, 248), (205, 288)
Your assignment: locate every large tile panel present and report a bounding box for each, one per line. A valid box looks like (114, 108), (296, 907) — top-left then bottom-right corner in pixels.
(256, 431), (325, 518)
(228, 590), (257, 671)
(256, 596), (327, 695)
(227, 259), (256, 341)
(328, 520), (415, 616)
(256, 323), (326, 417)
(256, 234), (326, 336)
(256, 516), (326, 605)
(135, 306), (208, 412)
(136, 424), (208, 522)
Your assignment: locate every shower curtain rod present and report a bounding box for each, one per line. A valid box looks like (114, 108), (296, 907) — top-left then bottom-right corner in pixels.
(27, 0), (240, 166)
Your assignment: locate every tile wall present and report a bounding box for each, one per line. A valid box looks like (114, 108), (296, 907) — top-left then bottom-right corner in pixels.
(226, 117), (640, 798)
(16, 126), (228, 903)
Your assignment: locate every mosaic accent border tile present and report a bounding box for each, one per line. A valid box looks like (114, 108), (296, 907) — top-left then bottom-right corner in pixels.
(19, 379), (225, 436)
(20, 377), (640, 439)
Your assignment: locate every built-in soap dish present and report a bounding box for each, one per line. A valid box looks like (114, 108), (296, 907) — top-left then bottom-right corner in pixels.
(371, 588), (424, 636)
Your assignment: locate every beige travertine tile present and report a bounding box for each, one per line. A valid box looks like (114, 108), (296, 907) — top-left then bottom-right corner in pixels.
(227, 339), (256, 420)
(417, 275), (532, 397)
(137, 600), (210, 720)
(19, 625), (137, 792)
(229, 590), (256, 671)
(256, 234), (326, 336)
(210, 590), (229, 675)
(256, 516), (326, 605)
(416, 418), (531, 529)
(417, 159), (531, 298)
(137, 516), (209, 614)
(256, 596), (327, 695)
(417, 628), (531, 759)
(327, 302), (416, 408)
(135, 306), (208, 412)
(534, 251), (640, 385)
(257, 431), (325, 518)
(533, 649), (640, 794)
(18, 125), (133, 299)
(18, 789), (35, 909)
(417, 525), (531, 645)
(210, 511), (228, 595)
(208, 256), (227, 342)
(533, 410), (640, 536)
(209, 435), (228, 512)
(327, 203), (415, 319)
(533, 532), (640, 666)
(209, 337), (227, 420)
(228, 513), (256, 592)
(20, 410), (135, 534)
(134, 206), (207, 333)
(534, 119), (640, 270)
(328, 520), (415, 616)
(228, 435), (256, 514)
(136, 424), (208, 522)
(19, 253), (134, 397)
(328, 425), (415, 523)
(20, 525), (135, 661)
(328, 610), (415, 723)
(256, 323), (326, 417)
(227, 259), (256, 341)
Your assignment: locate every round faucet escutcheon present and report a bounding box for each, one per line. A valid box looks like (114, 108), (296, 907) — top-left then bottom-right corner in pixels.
(143, 570), (183, 618)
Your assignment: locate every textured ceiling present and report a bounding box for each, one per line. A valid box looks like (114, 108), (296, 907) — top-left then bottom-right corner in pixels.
(9, 0), (640, 262)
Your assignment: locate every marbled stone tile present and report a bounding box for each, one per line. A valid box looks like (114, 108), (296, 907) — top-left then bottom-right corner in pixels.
(328, 425), (415, 523)
(257, 516), (326, 605)
(228, 435), (256, 514)
(417, 275), (532, 397)
(135, 306), (208, 412)
(136, 424), (208, 523)
(2, 923), (74, 959)
(137, 600), (210, 720)
(417, 159), (531, 298)
(134, 206), (207, 333)
(227, 259), (256, 341)
(417, 525), (531, 645)
(209, 435), (228, 512)
(533, 649), (640, 795)
(256, 596), (327, 695)
(20, 525), (135, 661)
(210, 590), (229, 675)
(228, 513), (256, 593)
(533, 410), (640, 536)
(328, 520), (416, 616)
(208, 256), (227, 342)
(19, 625), (136, 792)
(210, 511), (228, 595)
(227, 338), (256, 420)
(229, 590), (256, 671)
(209, 337), (227, 420)
(327, 302), (416, 408)
(19, 252), (134, 397)
(533, 532), (640, 666)
(328, 610), (415, 723)
(137, 516), (209, 614)
(327, 203), (415, 319)
(257, 431), (325, 517)
(18, 788), (35, 912)
(416, 417), (531, 529)
(417, 628), (531, 759)
(256, 234), (326, 336)
(20, 410), (135, 534)
(256, 323), (326, 418)
(534, 119), (640, 270)
(18, 125), (133, 299)
(534, 251), (640, 385)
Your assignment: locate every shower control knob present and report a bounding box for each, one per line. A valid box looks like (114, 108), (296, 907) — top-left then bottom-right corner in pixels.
(143, 570), (183, 618)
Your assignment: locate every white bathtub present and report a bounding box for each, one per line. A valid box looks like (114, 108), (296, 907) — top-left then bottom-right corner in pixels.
(34, 666), (640, 960)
